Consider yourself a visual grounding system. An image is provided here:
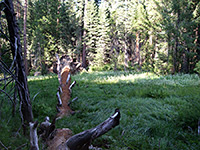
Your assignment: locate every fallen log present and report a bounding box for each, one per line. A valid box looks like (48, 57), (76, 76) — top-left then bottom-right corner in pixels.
(30, 55), (120, 150)
(56, 54), (75, 118)
(37, 109), (120, 150)
(57, 109), (120, 150)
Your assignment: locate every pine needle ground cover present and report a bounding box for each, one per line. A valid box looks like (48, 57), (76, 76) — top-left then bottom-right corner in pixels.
(1, 71), (200, 149)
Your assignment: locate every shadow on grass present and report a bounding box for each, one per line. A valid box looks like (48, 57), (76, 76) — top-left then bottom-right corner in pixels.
(1, 72), (200, 149)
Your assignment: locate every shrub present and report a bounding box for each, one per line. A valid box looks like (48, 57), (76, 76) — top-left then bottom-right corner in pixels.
(194, 61), (200, 74)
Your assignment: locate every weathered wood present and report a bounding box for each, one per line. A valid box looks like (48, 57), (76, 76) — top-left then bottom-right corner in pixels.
(38, 117), (51, 140)
(4, 0), (33, 131)
(69, 81), (76, 94)
(56, 55), (74, 118)
(56, 91), (62, 106)
(30, 121), (39, 150)
(58, 109), (120, 150)
(47, 128), (73, 150)
(56, 54), (61, 85)
(43, 109), (120, 150)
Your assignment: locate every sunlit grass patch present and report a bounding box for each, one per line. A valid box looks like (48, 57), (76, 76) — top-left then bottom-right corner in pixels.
(27, 74), (57, 81)
(74, 71), (200, 87)
(71, 71), (200, 149)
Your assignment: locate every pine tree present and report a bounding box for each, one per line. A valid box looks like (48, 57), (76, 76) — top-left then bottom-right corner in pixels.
(94, 1), (110, 69)
(28, 0), (60, 73)
(59, 0), (78, 55)
(84, 0), (100, 65)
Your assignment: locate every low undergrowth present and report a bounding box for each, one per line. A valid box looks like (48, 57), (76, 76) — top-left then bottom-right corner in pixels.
(1, 71), (200, 149)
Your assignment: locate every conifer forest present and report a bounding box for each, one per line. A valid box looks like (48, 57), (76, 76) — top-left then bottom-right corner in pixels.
(1, 0), (200, 74)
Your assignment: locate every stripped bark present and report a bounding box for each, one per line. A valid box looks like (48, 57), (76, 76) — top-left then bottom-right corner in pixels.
(56, 54), (75, 118)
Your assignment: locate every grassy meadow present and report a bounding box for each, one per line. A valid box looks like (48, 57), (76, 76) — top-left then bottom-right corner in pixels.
(1, 71), (200, 149)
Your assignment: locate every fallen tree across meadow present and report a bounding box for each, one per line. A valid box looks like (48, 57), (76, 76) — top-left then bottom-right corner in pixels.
(29, 54), (120, 150)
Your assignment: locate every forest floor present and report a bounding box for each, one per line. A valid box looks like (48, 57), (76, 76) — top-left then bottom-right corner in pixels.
(1, 71), (200, 149)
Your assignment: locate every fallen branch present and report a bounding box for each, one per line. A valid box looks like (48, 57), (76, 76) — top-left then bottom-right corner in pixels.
(58, 109), (120, 150)
(15, 143), (27, 150)
(56, 91), (62, 106)
(69, 81), (76, 89)
(32, 91), (41, 101)
(58, 86), (62, 94)
(198, 119), (200, 135)
(69, 81), (76, 94)
(0, 140), (8, 150)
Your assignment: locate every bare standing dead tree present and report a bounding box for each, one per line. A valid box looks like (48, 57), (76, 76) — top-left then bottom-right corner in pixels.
(0, 0), (33, 133)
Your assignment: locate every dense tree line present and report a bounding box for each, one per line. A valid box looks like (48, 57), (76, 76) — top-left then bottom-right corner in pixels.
(2, 0), (200, 74)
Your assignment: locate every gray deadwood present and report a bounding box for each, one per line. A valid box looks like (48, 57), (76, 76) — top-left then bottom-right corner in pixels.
(3, 0), (33, 131)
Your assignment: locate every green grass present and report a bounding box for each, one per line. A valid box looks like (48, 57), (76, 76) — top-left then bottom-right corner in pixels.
(1, 71), (200, 149)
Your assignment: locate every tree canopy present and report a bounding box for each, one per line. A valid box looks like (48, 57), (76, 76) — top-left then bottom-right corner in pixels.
(1, 0), (200, 74)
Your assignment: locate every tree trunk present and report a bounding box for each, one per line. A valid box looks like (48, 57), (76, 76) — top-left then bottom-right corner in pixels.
(4, 0), (33, 131)
(181, 49), (188, 73)
(167, 33), (171, 68)
(173, 37), (178, 73)
(82, 0), (88, 68)
(173, 6), (180, 73)
(124, 37), (129, 71)
(149, 32), (155, 69)
(135, 32), (141, 69)
(130, 39), (135, 67)
(82, 42), (86, 68)
(196, 25), (200, 62)
(23, 0), (28, 75)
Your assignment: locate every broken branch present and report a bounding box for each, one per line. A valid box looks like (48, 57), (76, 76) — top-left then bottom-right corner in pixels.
(56, 91), (62, 106)
(61, 109), (120, 150)
(56, 54), (61, 85)
(29, 121), (39, 150)
(198, 119), (200, 135)
(68, 97), (78, 106)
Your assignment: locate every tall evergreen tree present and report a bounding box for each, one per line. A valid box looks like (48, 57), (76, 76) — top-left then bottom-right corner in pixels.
(94, 1), (110, 68)
(84, 0), (99, 64)
(23, 0), (28, 75)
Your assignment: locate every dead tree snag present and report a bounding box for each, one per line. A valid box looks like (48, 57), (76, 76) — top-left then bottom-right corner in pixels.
(3, 0), (33, 132)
